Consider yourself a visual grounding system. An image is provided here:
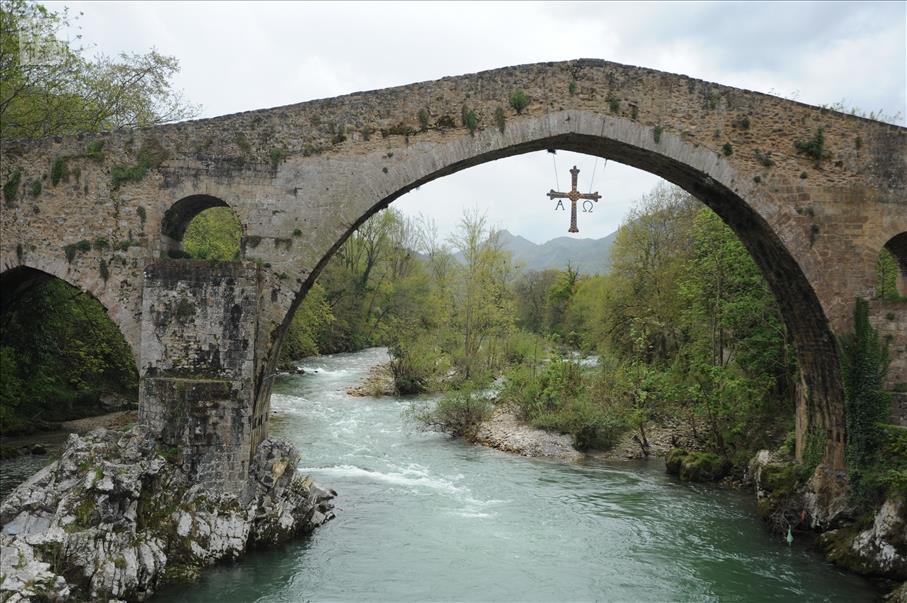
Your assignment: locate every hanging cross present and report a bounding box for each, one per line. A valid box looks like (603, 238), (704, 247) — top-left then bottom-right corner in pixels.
(547, 165), (601, 233)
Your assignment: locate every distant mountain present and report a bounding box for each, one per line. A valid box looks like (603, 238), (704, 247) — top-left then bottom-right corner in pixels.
(455, 229), (617, 275)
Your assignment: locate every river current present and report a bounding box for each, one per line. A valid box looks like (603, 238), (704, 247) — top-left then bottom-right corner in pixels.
(1, 347), (879, 601)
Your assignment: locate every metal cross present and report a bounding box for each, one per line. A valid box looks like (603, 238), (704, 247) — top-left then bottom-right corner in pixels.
(547, 166), (601, 233)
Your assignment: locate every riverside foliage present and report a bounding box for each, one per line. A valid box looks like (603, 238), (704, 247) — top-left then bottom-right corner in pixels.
(181, 182), (896, 481)
(248, 183), (802, 468)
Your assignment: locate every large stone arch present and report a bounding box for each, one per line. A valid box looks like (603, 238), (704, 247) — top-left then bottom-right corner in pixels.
(2, 59), (904, 488)
(270, 110), (846, 467)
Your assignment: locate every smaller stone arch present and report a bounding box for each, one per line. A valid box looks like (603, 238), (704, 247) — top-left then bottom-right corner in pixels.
(160, 194), (242, 258)
(0, 265), (140, 412)
(879, 232), (907, 298)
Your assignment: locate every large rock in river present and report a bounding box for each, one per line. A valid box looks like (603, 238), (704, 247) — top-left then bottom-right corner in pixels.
(0, 426), (334, 601)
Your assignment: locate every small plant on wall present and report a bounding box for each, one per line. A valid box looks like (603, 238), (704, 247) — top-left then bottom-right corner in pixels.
(509, 89), (529, 115)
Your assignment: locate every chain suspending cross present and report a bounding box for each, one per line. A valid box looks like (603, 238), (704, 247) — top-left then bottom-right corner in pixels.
(547, 165), (601, 233)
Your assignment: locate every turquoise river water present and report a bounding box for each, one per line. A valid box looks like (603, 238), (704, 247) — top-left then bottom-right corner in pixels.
(1, 348), (881, 601)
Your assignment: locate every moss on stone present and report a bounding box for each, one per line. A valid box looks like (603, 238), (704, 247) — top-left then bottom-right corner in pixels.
(665, 448), (687, 475)
(762, 463), (800, 496)
(665, 448), (730, 482)
(819, 525), (878, 575)
(680, 451), (730, 482)
(4, 169), (21, 203)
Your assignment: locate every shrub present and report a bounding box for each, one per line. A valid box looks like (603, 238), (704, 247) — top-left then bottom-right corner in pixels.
(652, 125), (663, 143)
(410, 387), (492, 440)
(269, 147), (287, 169)
(4, 169), (21, 203)
(732, 115), (751, 130)
(509, 89), (530, 115)
(568, 81), (577, 96)
(390, 338), (443, 394)
(461, 105), (478, 136)
(722, 143), (733, 156)
(51, 157), (68, 186)
(111, 139), (169, 189)
(418, 109), (430, 131)
(754, 149), (774, 167)
(30, 180), (41, 197)
(86, 140), (105, 161)
(794, 128), (831, 165)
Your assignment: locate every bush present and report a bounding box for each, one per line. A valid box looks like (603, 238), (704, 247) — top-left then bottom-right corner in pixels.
(410, 387), (492, 440)
(390, 338), (444, 395)
(500, 356), (631, 451)
(509, 89), (529, 115)
(533, 397), (629, 450)
(794, 128), (831, 164)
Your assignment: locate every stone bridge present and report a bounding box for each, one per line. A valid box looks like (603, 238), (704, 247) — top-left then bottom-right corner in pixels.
(1, 59), (904, 491)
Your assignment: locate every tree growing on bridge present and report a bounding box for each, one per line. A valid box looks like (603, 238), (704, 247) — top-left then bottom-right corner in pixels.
(0, 0), (199, 139)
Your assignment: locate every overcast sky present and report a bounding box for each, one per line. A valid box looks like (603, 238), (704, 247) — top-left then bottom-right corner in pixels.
(52, 1), (906, 244)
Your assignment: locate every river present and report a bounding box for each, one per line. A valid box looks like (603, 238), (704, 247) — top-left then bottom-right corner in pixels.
(1, 347), (880, 601)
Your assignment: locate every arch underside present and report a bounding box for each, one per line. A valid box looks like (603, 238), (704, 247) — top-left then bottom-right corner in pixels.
(278, 130), (844, 465)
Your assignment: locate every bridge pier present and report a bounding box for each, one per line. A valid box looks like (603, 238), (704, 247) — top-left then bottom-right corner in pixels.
(138, 259), (263, 493)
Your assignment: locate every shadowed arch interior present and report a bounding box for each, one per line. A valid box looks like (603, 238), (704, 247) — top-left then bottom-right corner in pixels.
(0, 265), (139, 430)
(0, 265), (52, 315)
(160, 194), (232, 255)
(273, 132), (844, 466)
(883, 232), (907, 296)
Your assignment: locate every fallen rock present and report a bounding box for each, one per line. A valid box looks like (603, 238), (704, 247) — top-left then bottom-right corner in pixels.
(0, 426), (334, 602)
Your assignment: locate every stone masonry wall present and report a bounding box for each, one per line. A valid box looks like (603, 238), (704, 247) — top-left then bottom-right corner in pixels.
(869, 298), (907, 392)
(139, 259), (261, 492)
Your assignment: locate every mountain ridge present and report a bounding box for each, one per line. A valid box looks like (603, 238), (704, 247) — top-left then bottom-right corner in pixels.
(456, 229), (617, 275)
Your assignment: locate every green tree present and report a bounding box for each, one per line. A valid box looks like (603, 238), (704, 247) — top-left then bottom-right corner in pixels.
(1, 0), (198, 139)
(605, 183), (698, 361)
(182, 207), (242, 260)
(449, 210), (516, 381)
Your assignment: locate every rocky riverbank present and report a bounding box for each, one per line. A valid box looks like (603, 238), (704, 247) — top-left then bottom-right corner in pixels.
(346, 362), (395, 397)
(0, 426), (334, 602)
(747, 450), (906, 601)
(473, 409), (583, 462)
(472, 406), (705, 463)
